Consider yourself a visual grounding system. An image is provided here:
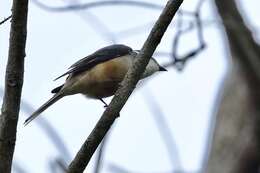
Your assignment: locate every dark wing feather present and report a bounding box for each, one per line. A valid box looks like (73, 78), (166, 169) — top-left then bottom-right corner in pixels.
(54, 44), (132, 81)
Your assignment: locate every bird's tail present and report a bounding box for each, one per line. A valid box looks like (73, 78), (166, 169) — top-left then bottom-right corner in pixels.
(24, 94), (63, 126)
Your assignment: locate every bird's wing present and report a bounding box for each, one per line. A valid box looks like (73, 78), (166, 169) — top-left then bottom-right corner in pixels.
(54, 44), (132, 81)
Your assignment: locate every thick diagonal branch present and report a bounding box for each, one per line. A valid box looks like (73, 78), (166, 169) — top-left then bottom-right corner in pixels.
(67, 0), (183, 172)
(0, 0), (28, 172)
(214, 0), (260, 80)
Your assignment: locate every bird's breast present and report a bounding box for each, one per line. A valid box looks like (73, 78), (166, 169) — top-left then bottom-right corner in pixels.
(66, 55), (132, 98)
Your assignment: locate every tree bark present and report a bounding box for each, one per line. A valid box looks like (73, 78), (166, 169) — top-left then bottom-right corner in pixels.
(206, 0), (260, 173)
(0, 0), (28, 172)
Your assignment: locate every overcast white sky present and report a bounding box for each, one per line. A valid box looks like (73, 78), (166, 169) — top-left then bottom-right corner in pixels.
(0, 0), (259, 173)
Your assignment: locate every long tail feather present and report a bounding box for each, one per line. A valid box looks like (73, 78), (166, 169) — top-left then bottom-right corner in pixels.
(24, 94), (63, 126)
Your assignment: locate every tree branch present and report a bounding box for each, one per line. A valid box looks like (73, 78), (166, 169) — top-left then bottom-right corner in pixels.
(32, 0), (190, 15)
(214, 0), (260, 81)
(0, 0), (28, 172)
(108, 163), (198, 173)
(0, 15), (12, 26)
(206, 0), (260, 173)
(171, 1), (206, 71)
(66, 0), (183, 172)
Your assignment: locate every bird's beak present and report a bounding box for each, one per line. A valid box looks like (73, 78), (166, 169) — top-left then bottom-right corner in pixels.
(159, 66), (167, 71)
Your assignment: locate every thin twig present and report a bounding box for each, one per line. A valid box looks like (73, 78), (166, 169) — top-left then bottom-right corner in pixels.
(66, 0), (183, 172)
(0, 15), (12, 26)
(171, 0), (206, 71)
(108, 163), (199, 173)
(32, 0), (191, 15)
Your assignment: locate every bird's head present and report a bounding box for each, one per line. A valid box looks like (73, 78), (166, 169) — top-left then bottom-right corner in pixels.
(130, 50), (167, 79)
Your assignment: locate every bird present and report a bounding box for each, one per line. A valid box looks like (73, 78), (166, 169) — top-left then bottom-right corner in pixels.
(24, 44), (167, 125)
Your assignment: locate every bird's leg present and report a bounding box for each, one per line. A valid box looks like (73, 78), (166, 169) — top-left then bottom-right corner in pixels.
(99, 98), (120, 117)
(99, 98), (108, 108)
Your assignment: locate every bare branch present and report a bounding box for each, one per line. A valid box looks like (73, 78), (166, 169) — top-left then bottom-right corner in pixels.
(206, 0), (260, 173)
(171, 0), (206, 70)
(32, 0), (190, 15)
(66, 0), (183, 172)
(0, 15), (12, 26)
(32, 0), (163, 11)
(0, 0), (28, 172)
(108, 163), (198, 173)
(214, 0), (260, 80)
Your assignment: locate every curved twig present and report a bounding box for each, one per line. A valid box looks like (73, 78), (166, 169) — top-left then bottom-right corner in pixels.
(32, 0), (191, 15)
